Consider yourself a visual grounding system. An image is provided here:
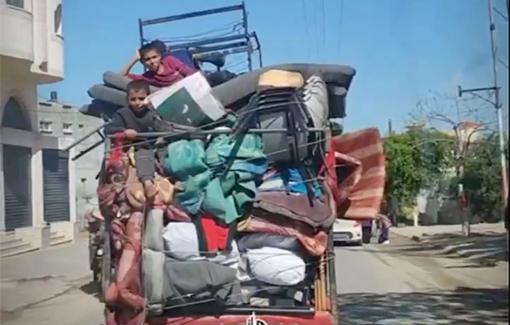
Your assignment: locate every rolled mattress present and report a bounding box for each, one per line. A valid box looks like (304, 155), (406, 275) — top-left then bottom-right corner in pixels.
(142, 249), (241, 315)
(97, 63), (354, 110)
(84, 64), (355, 119)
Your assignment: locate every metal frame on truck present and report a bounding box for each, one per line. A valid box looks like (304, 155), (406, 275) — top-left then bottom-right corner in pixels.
(137, 2), (263, 72)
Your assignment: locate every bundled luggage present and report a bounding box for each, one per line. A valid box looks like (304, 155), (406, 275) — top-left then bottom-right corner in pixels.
(93, 64), (387, 325)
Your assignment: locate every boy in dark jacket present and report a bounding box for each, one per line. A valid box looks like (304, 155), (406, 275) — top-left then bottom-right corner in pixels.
(104, 79), (159, 199)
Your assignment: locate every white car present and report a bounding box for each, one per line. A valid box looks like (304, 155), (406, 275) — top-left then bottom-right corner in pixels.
(332, 219), (363, 245)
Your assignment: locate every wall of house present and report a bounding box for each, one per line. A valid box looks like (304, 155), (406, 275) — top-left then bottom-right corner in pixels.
(37, 99), (104, 228)
(0, 84), (78, 233)
(1, 0), (64, 83)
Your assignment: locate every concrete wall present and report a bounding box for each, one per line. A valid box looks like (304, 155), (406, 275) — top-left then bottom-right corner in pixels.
(0, 1), (34, 61)
(0, 0), (64, 83)
(0, 0), (72, 252)
(37, 99), (104, 227)
(0, 84), (77, 236)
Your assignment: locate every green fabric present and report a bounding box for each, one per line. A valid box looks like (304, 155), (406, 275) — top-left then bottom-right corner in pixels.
(202, 178), (238, 224)
(175, 170), (211, 214)
(205, 134), (266, 164)
(166, 140), (208, 176)
(164, 132), (267, 223)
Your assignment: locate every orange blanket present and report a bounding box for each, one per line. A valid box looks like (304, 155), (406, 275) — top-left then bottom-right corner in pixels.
(331, 127), (386, 220)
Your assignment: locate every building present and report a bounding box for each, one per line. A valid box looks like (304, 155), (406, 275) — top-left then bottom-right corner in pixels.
(0, 0), (71, 256)
(445, 121), (483, 145)
(38, 94), (104, 229)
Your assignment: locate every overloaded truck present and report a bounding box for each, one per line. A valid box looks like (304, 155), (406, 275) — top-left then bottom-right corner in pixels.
(69, 4), (386, 325)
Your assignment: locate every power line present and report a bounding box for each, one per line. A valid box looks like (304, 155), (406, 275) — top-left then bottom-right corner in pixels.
(458, 0), (508, 233)
(488, 0), (509, 203)
(320, 0), (327, 61)
(338, 0), (345, 58)
(301, 0), (311, 60)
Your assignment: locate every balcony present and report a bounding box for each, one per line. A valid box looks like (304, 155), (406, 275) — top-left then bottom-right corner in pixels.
(0, 2), (34, 62)
(30, 0), (64, 83)
(1, 0), (64, 84)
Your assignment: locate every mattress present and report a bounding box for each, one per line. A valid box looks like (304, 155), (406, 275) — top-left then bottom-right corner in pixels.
(84, 64), (355, 119)
(142, 249), (241, 315)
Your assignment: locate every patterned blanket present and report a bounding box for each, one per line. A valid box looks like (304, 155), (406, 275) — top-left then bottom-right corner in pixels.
(330, 127), (386, 220)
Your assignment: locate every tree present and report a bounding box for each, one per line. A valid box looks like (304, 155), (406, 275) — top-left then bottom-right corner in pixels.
(384, 127), (454, 212)
(462, 132), (508, 223)
(412, 92), (498, 235)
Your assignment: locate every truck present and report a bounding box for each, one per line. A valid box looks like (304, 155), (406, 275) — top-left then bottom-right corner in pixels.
(67, 4), (363, 325)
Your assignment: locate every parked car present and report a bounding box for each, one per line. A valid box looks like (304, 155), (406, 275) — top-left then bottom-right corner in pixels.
(332, 219), (362, 245)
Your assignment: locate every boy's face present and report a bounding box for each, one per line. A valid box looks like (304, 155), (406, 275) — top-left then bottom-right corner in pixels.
(141, 49), (162, 72)
(127, 88), (149, 113)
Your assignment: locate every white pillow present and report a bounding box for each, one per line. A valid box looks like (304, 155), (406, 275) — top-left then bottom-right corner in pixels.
(246, 246), (305, 286)
(162, 222), (201, 261)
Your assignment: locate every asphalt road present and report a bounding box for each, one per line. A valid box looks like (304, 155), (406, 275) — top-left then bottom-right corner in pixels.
(2, 238), (507, 325)
(335, 238), (508, 325)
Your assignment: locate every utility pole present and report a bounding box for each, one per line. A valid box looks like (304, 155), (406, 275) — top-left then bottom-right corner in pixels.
(458, 0), (508, 228)
(454, 98), (470, 236)
(488, 0), (509, 207)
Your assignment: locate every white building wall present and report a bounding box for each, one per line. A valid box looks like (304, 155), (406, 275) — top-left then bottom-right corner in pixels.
(37, 99), (104, 228)
(0, 83), (77, 242)
(0, 0), (64, 83)
(0, 0), (34, 61)
(0, 0), (72, 254)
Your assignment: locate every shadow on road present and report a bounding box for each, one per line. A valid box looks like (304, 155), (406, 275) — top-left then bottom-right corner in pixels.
(375, 233), (507, 267)
(337, 286), (509, 325)
(79, 281), (102, 301)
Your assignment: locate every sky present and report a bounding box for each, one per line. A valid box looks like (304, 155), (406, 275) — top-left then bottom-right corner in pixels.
(39, 0), (509, 134)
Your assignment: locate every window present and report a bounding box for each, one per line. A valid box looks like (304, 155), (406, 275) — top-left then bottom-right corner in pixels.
(63, 122), (73, 135)
(39, 121), (53, 134)
(2, 97), (31, 131)
(6, 0), (24, 9)
(54, 4), (62, 36)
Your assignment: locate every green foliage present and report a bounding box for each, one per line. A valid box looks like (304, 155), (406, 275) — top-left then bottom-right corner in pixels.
(462, 132), (507, 222)
(385, 126), (507, 223)
(384, 127), (455, 208)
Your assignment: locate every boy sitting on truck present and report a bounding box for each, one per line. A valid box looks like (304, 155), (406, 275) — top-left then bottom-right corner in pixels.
(121, 42), (196, 88)
(104, 79), (159, 199)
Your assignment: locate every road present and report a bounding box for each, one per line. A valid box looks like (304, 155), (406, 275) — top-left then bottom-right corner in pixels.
(335, 235), (508, 325)
(1, 235), (507, 325)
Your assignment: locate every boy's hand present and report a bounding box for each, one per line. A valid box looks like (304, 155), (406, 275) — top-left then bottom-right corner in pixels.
(134, 49), (141, 60)
(123, 129), (138, 140)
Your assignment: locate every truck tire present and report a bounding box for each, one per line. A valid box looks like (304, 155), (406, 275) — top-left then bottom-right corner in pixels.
(362, 227), (372, 244)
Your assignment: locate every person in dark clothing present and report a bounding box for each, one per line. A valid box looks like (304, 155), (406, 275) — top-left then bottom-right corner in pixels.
(104, 79), (159, 199)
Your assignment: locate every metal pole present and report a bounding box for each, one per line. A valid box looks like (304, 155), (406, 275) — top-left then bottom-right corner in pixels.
(489, 0), (509, 222)
(454, 98), (470, 236)
(241, 2), (253, 71)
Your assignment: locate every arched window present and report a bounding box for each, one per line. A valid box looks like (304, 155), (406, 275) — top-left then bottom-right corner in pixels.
(54, 4), (62, 35)
(1, 97), (32, 131)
